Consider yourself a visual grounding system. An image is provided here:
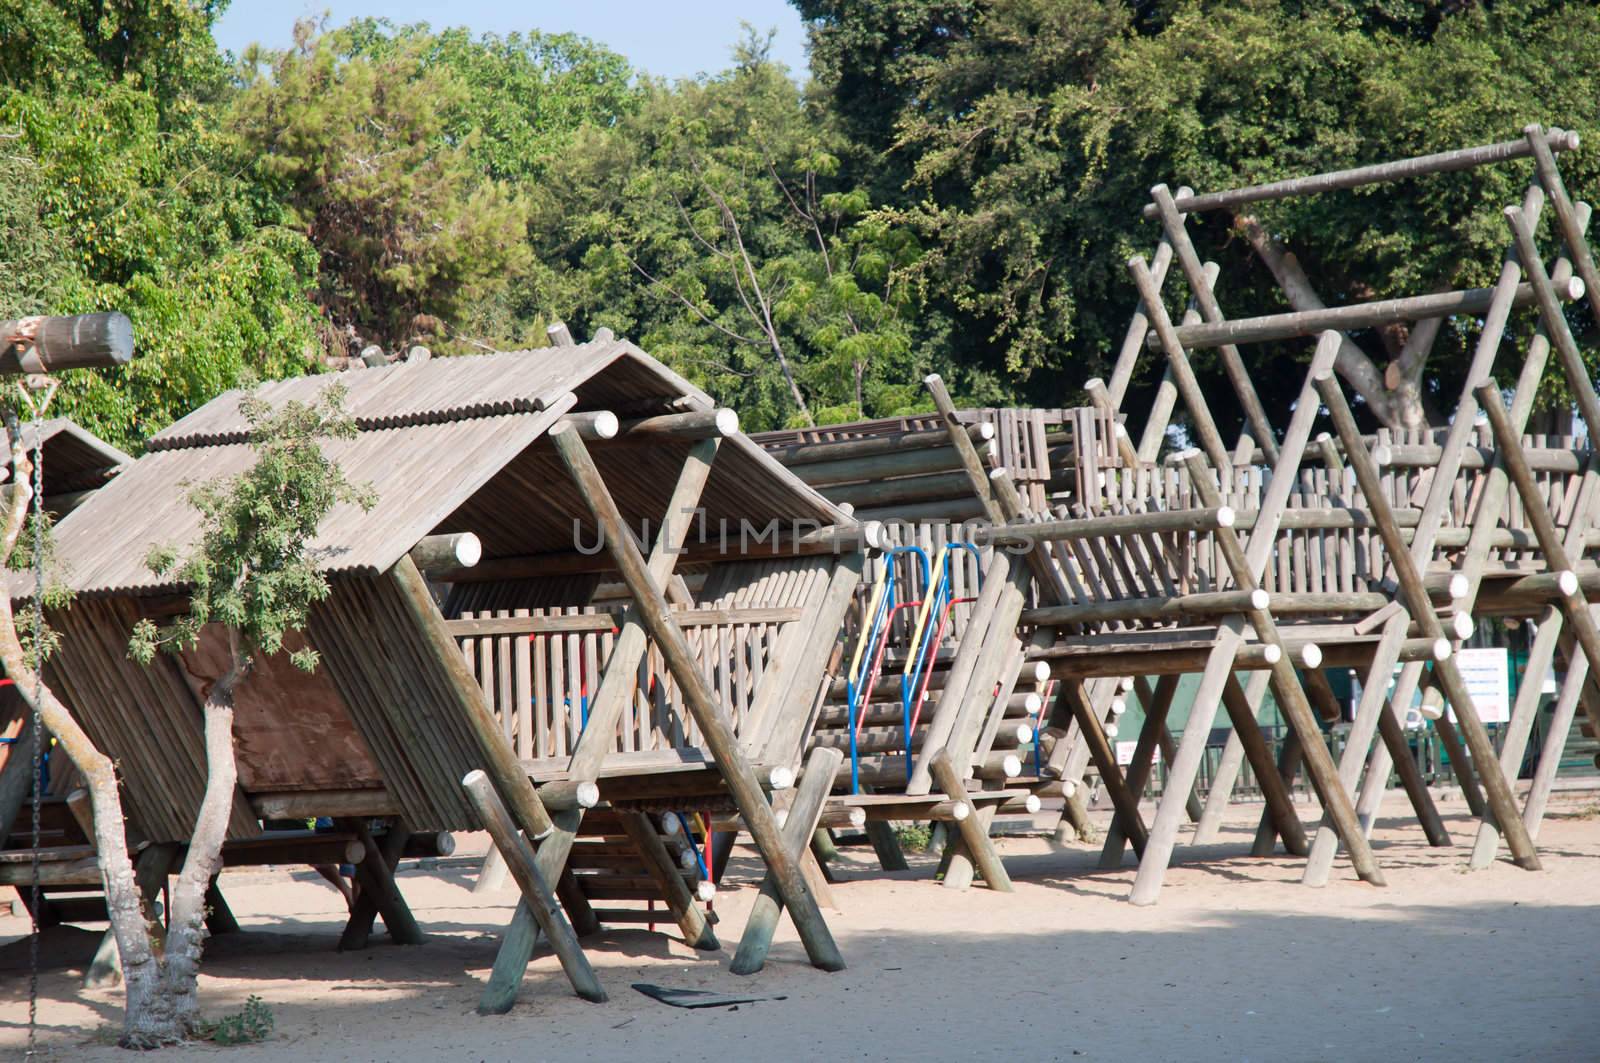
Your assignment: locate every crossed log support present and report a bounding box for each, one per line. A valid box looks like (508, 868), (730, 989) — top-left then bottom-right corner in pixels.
(549, 422), (845, 974)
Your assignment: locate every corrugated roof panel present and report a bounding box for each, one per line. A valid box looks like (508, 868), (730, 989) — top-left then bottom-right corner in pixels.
(47, 399), (576, 595)
(35, 341), (854, 598)
(149, 342), (625, 450)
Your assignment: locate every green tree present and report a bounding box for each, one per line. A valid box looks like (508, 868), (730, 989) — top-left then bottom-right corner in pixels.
(539, 32), (934, 429)
(794, 0), (1600, 432)
(2, 1), (325, 452)
(230, 20), (533, 351)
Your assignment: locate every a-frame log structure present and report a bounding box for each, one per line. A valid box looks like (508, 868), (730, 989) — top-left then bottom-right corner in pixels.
(15, 334), (867, 1006)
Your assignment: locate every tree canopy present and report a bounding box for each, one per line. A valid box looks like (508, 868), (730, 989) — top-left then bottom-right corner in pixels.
(6, 0), (1600, 449)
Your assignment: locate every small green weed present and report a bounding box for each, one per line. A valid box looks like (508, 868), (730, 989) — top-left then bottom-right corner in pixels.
(894, 823), (932, 853)
(197, 995), (274, 1045)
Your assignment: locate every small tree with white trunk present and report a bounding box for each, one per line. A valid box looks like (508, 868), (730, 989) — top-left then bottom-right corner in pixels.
(2, 381), (370, 1047)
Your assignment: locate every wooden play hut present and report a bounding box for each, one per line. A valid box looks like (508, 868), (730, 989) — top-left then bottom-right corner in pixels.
(19, 333), (866, 1004)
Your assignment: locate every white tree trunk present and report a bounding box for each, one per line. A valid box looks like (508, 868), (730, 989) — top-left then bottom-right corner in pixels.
(160, 664), (241, 1028)
(0, 457), (180, 1045)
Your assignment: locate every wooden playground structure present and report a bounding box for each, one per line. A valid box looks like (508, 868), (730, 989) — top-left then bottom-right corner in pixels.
(5, 124), (1600, 1015)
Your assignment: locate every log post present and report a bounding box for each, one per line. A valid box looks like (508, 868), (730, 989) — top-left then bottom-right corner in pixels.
(1180, 448), (1384, 888)
(336, 819), (424, 948)
(550, 422), (844, 972)
(473, 847), (510, 894)
(409, 533), (482, 574)
(1251, 733), (1302, 857)
(1192, 670), (1270, 843)
(1317, 372), (1539, 870)
(928, 750), (1012, 892)
(731, 747), (844, 974)
(388, 556), (554, 843)
(864, 821), (910, 872)
(1525, 124), (1600, 331)
(340, 822), (411, 949)
(1063, 678), (1149, 857)
(1128, 256), (1233, 477)
(1, 312), (135, 373)
(923, 374), (1004, 523)
(478, 809), (582, 1014)
(1150, 184), (1279, 463)
(1221, 674), (1308, 857)
(203, 878), (240, 935)
(461, 771), (606, 1002)
(1100, 675), (1176, 867)
(617, 812), (719, 951)
(1127, 624), (1243, 906)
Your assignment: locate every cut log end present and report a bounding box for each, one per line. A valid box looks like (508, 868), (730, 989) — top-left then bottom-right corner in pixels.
(1452, 612), (1475, 641)
(1109, 698), (1127, 716)
(575, 781), (601, 809)
(714, 408), (740, 436)
(769, 766), (796, 791)
(951, 801), (971, 821)
(1002, 755), (1023, 778)
(1432, 638), (1453, 661)
(695, 880), (717, 903)
(1262, 643), (1283, 665)
(1024, 691), (1043, 713)
(1559, 570), (1580, 597)
(412, 533), (482, 572)
(1024, 794), (1043, 814)
(1216, 506), (1236, 529)
(1449, 573), (1470, 600)
(584, 411), (620, 439)
(1299, 643), (1323, 669)
(1250, 588), (1270, 610)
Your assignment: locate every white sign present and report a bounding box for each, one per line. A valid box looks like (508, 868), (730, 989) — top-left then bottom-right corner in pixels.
(1351, 647), (1513, 728)
(1450, 647), (1511, 724)
(1115, 740), (1158, 767)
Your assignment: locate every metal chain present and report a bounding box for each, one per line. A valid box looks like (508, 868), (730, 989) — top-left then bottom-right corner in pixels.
(26, 395), (46, 1059)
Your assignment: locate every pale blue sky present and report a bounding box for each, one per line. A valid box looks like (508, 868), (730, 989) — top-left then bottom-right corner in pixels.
(213, 0), (811, 81)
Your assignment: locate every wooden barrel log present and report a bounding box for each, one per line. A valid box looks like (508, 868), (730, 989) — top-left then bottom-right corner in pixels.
(2, 312), (135, 373)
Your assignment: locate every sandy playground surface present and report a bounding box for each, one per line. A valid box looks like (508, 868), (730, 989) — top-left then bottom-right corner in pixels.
(3, 794), (1599, 1062)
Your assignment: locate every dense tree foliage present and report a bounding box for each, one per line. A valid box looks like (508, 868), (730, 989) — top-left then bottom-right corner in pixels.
(6, 0), (1600, 448)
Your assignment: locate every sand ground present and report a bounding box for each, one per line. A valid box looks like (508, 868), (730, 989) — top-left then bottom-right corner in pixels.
(3, 795), (1598, 1062)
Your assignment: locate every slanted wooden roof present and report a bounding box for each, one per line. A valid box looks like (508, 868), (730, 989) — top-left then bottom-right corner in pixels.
(41, 340), (847, 597)
(30, 337), (857, 842)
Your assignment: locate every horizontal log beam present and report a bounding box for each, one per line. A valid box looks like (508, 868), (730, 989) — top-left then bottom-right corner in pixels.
(1150, 276), (1584, 350)
(436, 522), (876, 582)
(410, 533), (482, 573)
(1141, 128), (1579, 218)
(616, 408), (739, 439)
